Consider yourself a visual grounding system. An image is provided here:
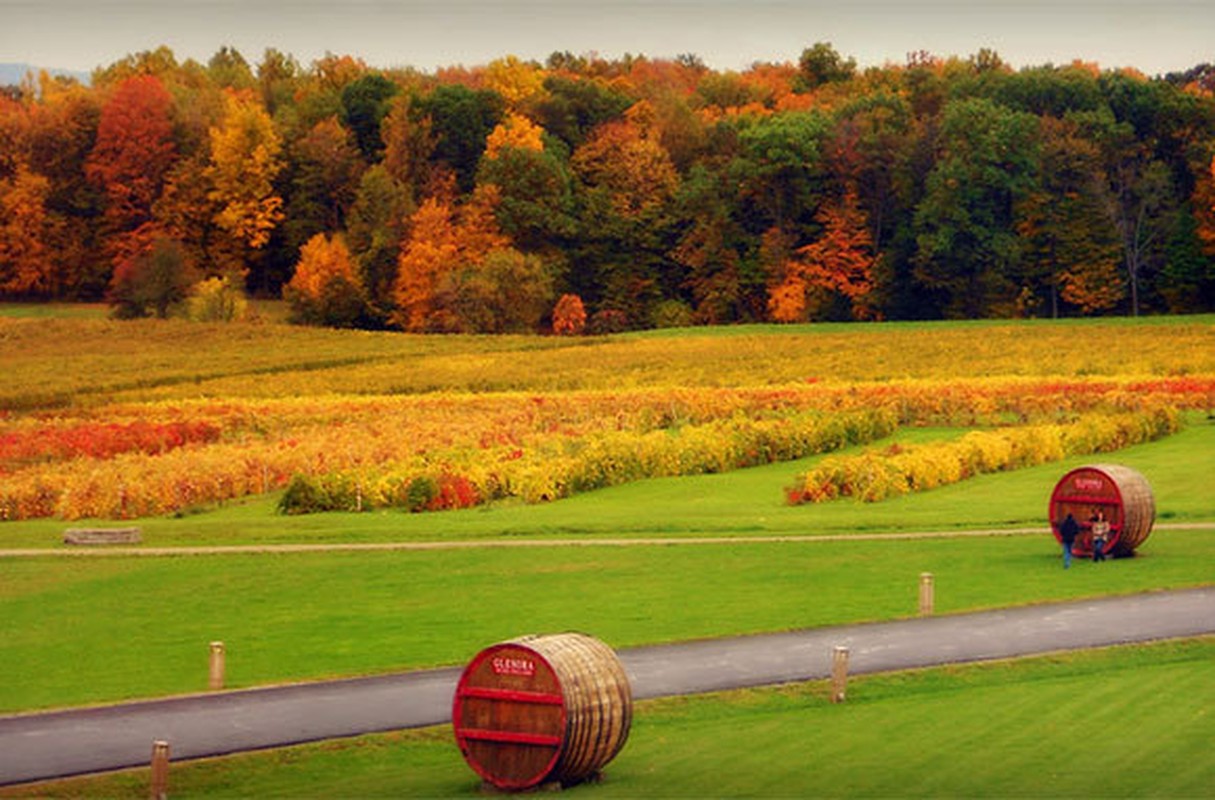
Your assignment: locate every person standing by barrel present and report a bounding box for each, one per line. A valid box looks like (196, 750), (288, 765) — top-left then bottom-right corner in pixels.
(1059, 512), (1079, 569)
(1091, 510), (1110, 562)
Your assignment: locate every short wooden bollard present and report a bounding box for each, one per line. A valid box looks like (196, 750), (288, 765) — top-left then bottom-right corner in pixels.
(208, 641), (225, 691)
(149, 740), (170, 800)
(919, 572), (935, 616)
(830, 645), (849, 703)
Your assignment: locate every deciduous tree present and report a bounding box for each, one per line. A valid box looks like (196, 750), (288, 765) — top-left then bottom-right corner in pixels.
(0, 165), (53, 296)
(283, 232), (367, 327)
(552, 293), (586, 335)
(914, 98), (1039, 317)
(85, 74), (177, 272)
(282, 115), (364, 254)
(392, 190), (510, 331)
(107, 234), (196, 318)
(770, 190), (876, 321)
(206, 90), (285, 251)
(340, 72), (399, 161)
(571, 108), (678, 219)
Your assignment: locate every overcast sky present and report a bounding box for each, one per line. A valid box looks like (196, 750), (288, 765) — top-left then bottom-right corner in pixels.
(2, 0), (1212, 77)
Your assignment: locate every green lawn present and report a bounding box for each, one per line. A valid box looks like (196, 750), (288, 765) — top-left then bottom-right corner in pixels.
(3, 525), (1213, 713)
(12, 638), (1213, 798)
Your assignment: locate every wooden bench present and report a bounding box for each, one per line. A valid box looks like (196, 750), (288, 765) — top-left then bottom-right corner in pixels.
(63, 527), (142, 545)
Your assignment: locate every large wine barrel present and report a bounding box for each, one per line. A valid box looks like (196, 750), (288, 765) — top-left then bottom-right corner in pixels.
(1049, 464), (1155, 558)
(452, 633), (633, 790)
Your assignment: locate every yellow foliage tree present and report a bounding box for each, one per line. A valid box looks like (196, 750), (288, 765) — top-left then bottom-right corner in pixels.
(571, 112), (678, 219)
(483, 112), (545, 161)
(206, 91), (285, 250)
(484, 55), (546, 109)
(286, 233), (361, 301)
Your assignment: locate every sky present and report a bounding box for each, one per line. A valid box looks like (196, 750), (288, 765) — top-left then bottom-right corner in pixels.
(2, 0), (1212, 78)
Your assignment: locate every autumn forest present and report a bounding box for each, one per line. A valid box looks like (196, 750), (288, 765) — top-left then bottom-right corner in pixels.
(3, 44), (1215, 330)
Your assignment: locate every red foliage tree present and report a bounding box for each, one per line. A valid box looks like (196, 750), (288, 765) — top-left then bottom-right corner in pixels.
(85, 75), (177, 241)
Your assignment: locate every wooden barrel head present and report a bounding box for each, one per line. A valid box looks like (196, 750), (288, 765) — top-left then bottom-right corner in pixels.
(453, 633), (633, 790)
(453, 642), (566, 790)
(1049, 464), (1155, 557)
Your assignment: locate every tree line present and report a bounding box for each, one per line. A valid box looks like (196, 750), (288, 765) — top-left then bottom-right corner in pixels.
(2, 43), (1214, 330)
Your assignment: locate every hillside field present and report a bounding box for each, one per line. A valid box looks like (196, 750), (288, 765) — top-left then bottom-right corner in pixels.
(1, 312), (1213, 794)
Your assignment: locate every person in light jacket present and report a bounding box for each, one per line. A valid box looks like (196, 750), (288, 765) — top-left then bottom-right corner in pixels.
(1090, 510), (1110, 562)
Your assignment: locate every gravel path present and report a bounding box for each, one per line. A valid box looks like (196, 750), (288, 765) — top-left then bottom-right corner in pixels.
(2, 522), (1212, 558)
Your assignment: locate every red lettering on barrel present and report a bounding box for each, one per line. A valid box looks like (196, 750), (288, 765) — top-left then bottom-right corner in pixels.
(1074, 477), (1104, 491)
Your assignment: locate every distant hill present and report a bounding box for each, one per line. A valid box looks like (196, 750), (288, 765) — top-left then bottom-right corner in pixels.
(0, 63), (91, 87)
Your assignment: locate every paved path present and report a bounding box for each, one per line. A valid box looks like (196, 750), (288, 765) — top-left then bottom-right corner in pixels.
(2, 587), (1213, 786)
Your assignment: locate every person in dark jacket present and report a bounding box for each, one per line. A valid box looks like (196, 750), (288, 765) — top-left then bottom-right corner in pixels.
(1059, 512), (1079, 569)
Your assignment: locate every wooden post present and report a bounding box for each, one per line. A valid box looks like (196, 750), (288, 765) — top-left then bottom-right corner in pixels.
(830, 645), (849, 704)
(919, 572), (934, 616)
(208, 641), (225, 691)
(149, 740), (170, 800)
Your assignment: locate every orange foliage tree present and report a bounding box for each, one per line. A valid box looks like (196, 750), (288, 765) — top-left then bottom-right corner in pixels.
(283, 232), (367, 327)
(0, 165), (53, 295)
(392, 187), (509, 331)
(769, 191), (876, 321)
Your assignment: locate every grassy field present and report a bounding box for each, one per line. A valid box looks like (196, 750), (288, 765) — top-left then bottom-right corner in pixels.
(11, 638), (1213, 798)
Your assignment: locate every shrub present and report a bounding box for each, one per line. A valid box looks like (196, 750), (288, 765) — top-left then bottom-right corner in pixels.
(588, 308), (629, 335)
(788, 409), (1182, 505)
(186, 276), (248, 322)
(651, 299), (694, 329)
(108, 234), (197, 319)
(552, 293), (587, 336)
(277, 475), (330, 515)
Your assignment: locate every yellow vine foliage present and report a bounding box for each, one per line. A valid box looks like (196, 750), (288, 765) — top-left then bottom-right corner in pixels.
(2, 375), (1210, 520)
